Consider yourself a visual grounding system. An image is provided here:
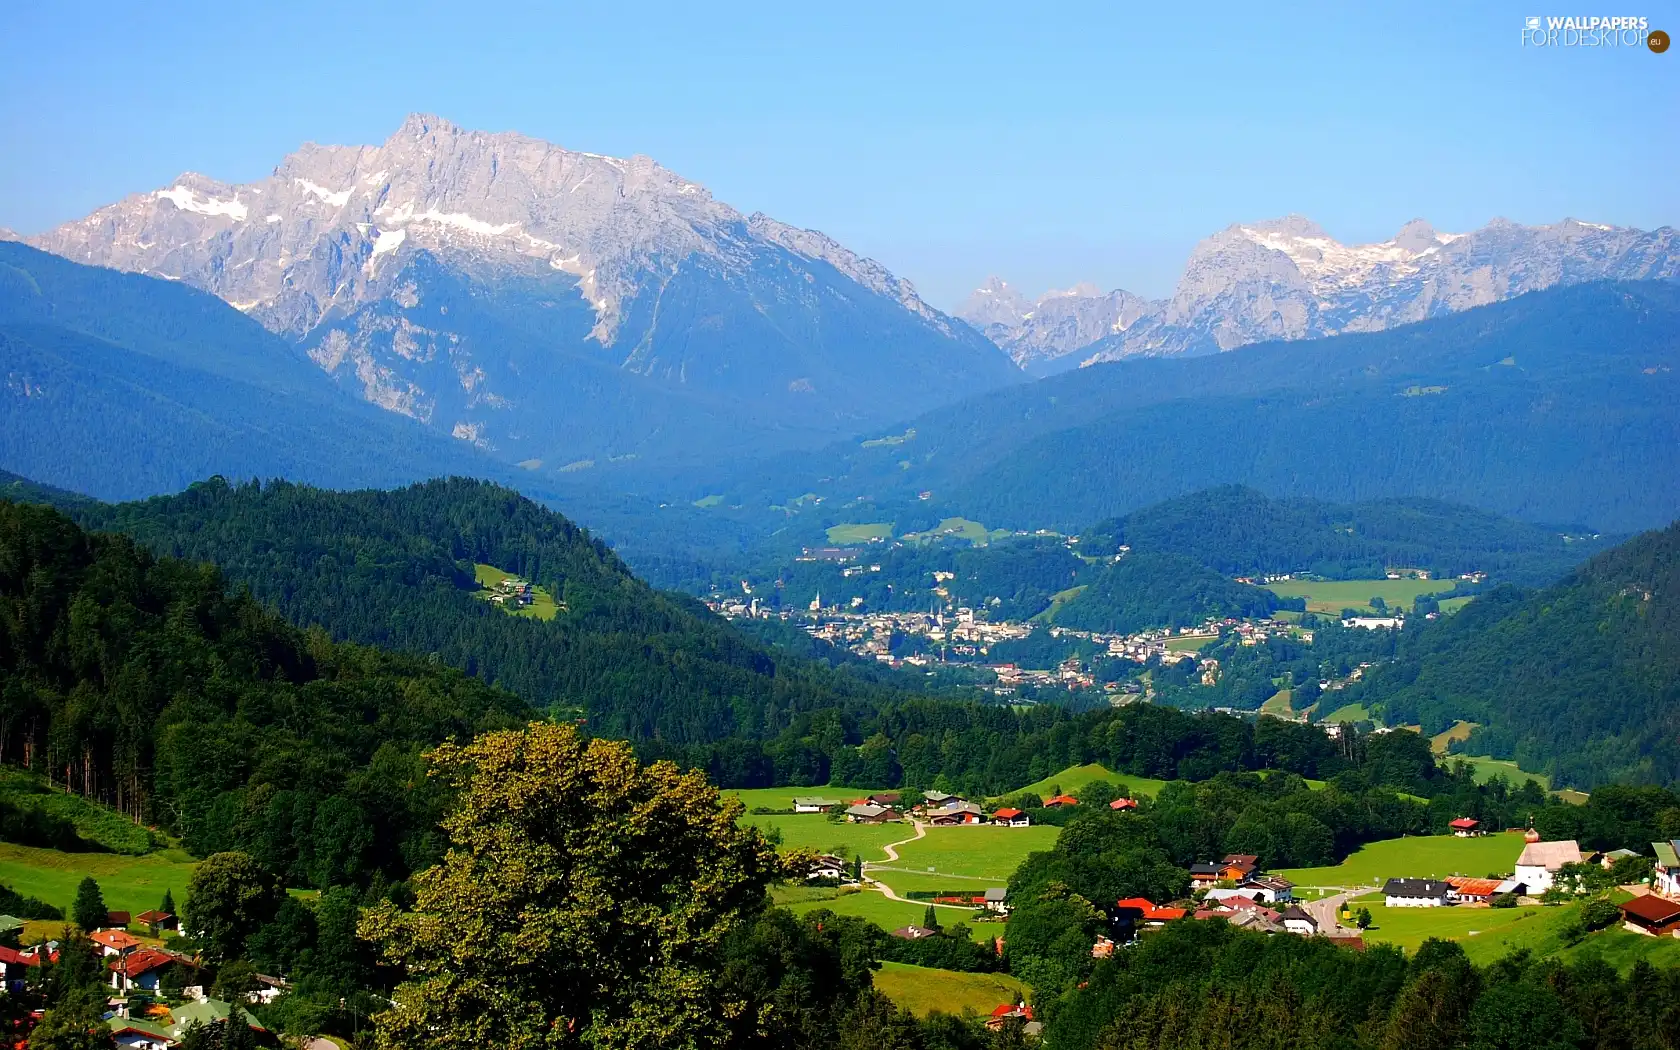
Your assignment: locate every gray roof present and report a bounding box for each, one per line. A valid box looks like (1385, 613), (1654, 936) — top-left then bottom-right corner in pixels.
(1382, 878), (1452, 898)
(984, 888), (1008, 901)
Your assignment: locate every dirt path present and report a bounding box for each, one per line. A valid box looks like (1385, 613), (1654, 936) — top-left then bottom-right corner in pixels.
(863, 821), (980, 910)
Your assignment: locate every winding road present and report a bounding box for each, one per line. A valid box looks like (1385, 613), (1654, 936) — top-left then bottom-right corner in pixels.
(863, 820), (985, 909)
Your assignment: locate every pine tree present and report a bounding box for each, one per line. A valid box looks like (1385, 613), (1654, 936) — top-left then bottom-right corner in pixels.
(922, 905), (939, 931)
(70, 878), (106, 933)
(161, 889), (176, 915)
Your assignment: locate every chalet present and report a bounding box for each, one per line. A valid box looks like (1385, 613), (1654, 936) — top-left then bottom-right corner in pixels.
(135, 910), (178, 933)
(1593, 848), (1640, 869)
(922, 790), (961, 808)
(168, 1000), (267, 1043)
(1445, 877), (1504, 904)
(992, 807), (1031, 828)
(866, 793), (903, 809)
(890, 925), (937, 940)
(844, 803), (897, 824)
(1189, 863), (1223, 889)
(1220, 855), (1260, 881)
(1278, 905), (1318, 936)
(1448, 817), (1482, 837)
(1655, 840), (1680, 897)
(110, 947), (197, 994)
(0, 945), (34, 994)
(1203, 888), (1262, 906)
(986, 1003), (1033, 1031)
(1109, 797), (1138, 810)
(1382, 878), (1452, 907)
(1241, 875), (1295, 903)
(807, 855), (849, 881)
(91, 928), (142, 957)
(106, 1015), (176, 1050)
(1618, 894), (1680, 937)
(1042, 794), (1079, 808)
(928, 801), (985, 826)
(984, 888), (1009, 914)
(792, 797), (842, 813)
(1515, 839), (1583, 894)
(107, 910), (132, 927)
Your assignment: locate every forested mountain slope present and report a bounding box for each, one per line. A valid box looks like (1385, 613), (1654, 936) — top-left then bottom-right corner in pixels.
(0, 499), (530, 886)
(66, 477), (922, 745)
(703, 281), (1680, 534)
(0, 242), (499, 500)
(1081, 486), (1606, 586)
(1352, 520), (1680, 788)
(1052, 551), (1281, 633)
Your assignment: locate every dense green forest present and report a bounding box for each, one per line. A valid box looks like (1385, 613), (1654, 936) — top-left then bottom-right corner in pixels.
(58, 477), (946, 745)
(1052, 550), (1282, 632)
(0, 498), (531, 886)
(1350, 520), (1680, 788)
(1080, 486), (1606, 586)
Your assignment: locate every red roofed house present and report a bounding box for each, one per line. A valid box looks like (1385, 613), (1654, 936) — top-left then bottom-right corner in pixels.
(135, 910), (178, 933)
(90, 929), (141, 958)
(110, 947), (198, 993)
(1449, 817), (1483, 838)
(1109, 798), (1137, 810)
(1115, 897), (1186, 924)
(993, 807), (1031, 828)
(1445, 877), (1504, 904)
(1619, 893), (1680, 937)
(1043, 795), (1079, 808)
(987, 1003), (1033, 1030)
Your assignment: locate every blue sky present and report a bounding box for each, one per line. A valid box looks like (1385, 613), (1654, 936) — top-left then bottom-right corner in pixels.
(2, 1), (1674, 306)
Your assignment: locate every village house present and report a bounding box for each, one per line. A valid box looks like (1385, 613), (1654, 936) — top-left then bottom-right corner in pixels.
(91, 928), (143, 957)
(1618, 894), (1680, 937)
(986, 1003), (1034, 1032)
(866, 793), (903, 809)
(807, 855), (849, 881)
(1592, 848), (1640, 869)
(135, 910), (178, 934)
(844, 803), (897, 824)
(921, 790), (962, 809)
(889, 924), (937, 940)
(928, 800), (985, 826)
(1042, 794), (1079, 808)
(1241, 875), (1295, 903)
(1278, 905), (1318, 936)
(1449, 817), (1483, 837)
(1114, 897), (1187, 930)
(992, 807), (1031, 828)
(1109, 797), (1138, 810)
(0, 915), (22, 948)
(1654, 840), (1680, 898)
(1445, 877), (1505, 905)
(1383, 878), (1452, 907)
(792, 796), (842, 813)
(984, 888), (1009, 914)
(1515, 838), (1584, 895)
(110, 947), (197, 994)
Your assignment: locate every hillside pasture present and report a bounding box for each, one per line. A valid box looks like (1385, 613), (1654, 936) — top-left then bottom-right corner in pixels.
(473, 563), (561, 620)
(871, 961), (1028, 1018)
(1263, 578), (1458, 615)
(998, 763), (1174, 803)
(825, 522), (893, 545)
(0, 842), (196, 919)
(1276, 832), (1527, 889)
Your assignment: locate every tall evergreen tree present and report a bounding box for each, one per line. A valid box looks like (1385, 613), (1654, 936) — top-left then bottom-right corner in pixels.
(70, 878), (106, 933)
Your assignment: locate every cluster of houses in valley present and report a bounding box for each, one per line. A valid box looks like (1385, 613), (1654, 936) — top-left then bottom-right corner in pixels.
(0, 909), (274, 1049)
(792, 788), (1141, 828)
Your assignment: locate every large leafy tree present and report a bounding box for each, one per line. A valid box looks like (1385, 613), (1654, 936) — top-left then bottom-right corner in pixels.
(360, 722), (784, 1049)
(184, 851), (282, 964)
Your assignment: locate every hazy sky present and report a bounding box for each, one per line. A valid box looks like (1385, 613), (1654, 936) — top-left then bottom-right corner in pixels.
(2, 0), (1674, 306)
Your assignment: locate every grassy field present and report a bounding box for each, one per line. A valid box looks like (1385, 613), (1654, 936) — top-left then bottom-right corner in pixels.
(997, 763), (1173, 803)
(1360, 899), (1680, 969)
(781, 888), (999, 943)
(473, 563), (561, 620)
(889, 826), (1059, 882)
(1319, 702), (1371, 723)
(871, 962), (1027, 1018)
(728, 786), (887, 811)
(0, 842), (196, 918)
(1033, 585), (1088, 623)
(1165, 634), (1219, 652)
(825, 522), (893, 545)
(904, 518), (1000, 545)
(741, 814), (912, 859)
(1446, 755), (1552, 791)
(0, 769), (163, 855)
(1276, 832), (1527, 888)
(1260, 689), (1294, 717)
(1430, 720), (1477, 752)
(1263, 578), (1458, 615)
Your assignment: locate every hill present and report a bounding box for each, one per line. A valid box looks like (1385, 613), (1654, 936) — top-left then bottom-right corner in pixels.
(60, 476), (924, 746)
(0, 498), (530, 888)
(1080, 486), (1606, 587)
(1050, 551), (1280, 633)
(0, 241), (503, 500)
(1350, 521), (1680, 788)
(698, 281), (1680, 536)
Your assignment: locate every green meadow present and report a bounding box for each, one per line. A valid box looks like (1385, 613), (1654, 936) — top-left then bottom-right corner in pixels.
(998, 763), (1173, 803)
(0, 842), (196, 919)
(473, 563), (561, 620)
(1263, 577), (1458, 615)
(871, 962), (1028, 1018)
(1276, 832), (1526, 888)
(887, 826), (1059, 882)
(780, 888), (999, 944)
(825, 522), (893, 545)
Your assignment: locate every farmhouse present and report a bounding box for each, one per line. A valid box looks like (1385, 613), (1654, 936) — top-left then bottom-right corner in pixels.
(1114, 897), (1186, 926)
(993, 807), (1031, 827)
(1618, 893), (1680, 937)
(1383, 878), (1452, 907)
(928, 800), (985, 825)
(792, 796), (842, 813)
(807, 855), (849, 881)
(1042, 794), (1080, 808)
(1448, 817), (1482, 837)
(91, 929), (142, 957)
(1109, 797), (1138, 810)
(1241, 875), (1295, 903)
(1514, 839), (1583, 895)
(890, 925), (937, 940)
(984, 888), (1010, 914)
(1653, 840), (1680, 898)
(844, 803), (897, 824)
(1445, 877), (1505, 904)
(110, 947), (197, 994)
(866, 793), (903, 808)
(135, 910), (178, 933)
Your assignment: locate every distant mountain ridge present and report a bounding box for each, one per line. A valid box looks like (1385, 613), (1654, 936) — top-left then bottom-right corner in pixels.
(960, 215), (1679, 372)
(28, 114), (1019, 467)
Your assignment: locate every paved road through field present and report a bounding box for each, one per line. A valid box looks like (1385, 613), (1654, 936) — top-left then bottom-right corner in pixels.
(864, 821), (983, 909)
